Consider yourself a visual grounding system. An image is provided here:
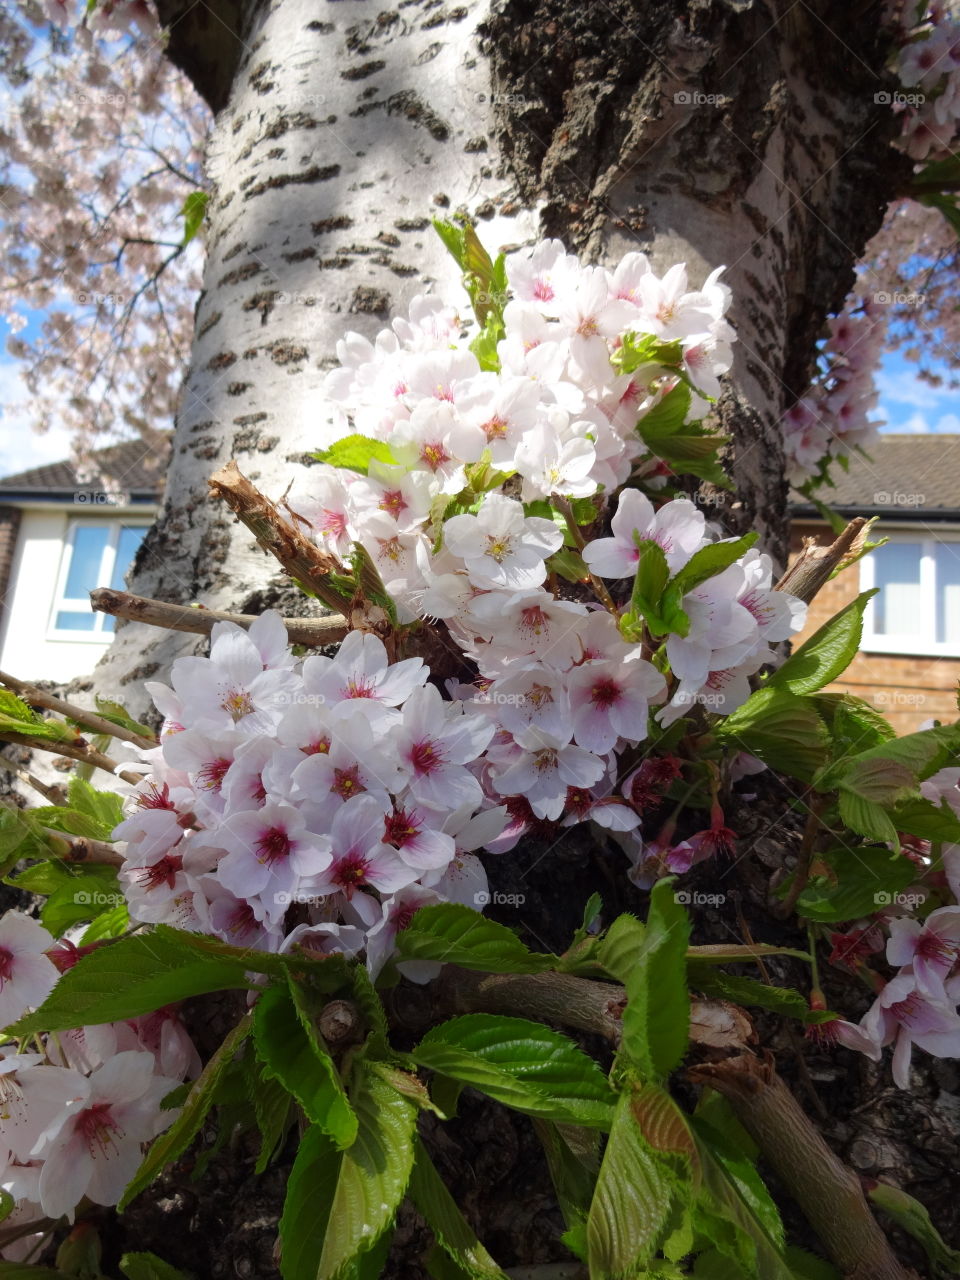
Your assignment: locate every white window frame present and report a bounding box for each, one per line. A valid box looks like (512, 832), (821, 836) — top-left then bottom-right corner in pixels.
(860, 530), (960, 658)
(48, 520), (149, 642)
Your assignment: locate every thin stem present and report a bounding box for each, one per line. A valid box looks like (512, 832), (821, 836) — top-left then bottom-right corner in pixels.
(551, 494), (619, 614)
(0, 731), (142, 785)
(774, 795), (827, 919)
(0, 669), (157, 751)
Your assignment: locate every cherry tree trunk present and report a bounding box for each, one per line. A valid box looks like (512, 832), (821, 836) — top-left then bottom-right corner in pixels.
(88, 2), (952, 1276)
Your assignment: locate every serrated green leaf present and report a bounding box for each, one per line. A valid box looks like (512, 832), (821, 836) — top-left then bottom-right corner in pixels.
(667, 533), (758, 599)
(866, 1180), (960, 1275)
(9, 926), (255, 1036)
(80, 902), (130, 942)
(767, 591), (876, 696)
(394, 903), (558, 973)
(586, 1086), (676, 1278)
(249, 1058), (294, 1174)
(717, 688), (830, 782)
(783, 1246), (841, 1279)
(621, 879), (690, 1081)
(313, 434), (397, 475)
(279, 1124), (341, 1280)
(408, 1137), (508, 1278)
(40, 871), (123, 935)
(546, 546), (591, 584)
(533, 1120), (597, 1253)
(120, 1252), (194, 1280)
(892, 796), (960, 843)
(66, 776), (125, 836)
(412, 1014), (614, 1128)
(319, 1064), (417, 1279)
(597, 913), (645, 983)
(813, 692), (895, 756)
(790, 845), (916, 923)
(686, 966), (832, 1024)
(119, 1014), (251, 1210)
(252, 983), (356, 1149)
(638, 383), (692, 437)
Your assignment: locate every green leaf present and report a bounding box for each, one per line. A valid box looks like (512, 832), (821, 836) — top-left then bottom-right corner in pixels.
(812, 692), (895, 755)
(638, 383), (692, 437)
(783, 1246), (841, 1280)
(892, 796), (960, 843)
(40, 871), (123, 935)
(319, 1064), (417, 1278)
(597, 913), (645, 983)
(119, 1014), (251, 1210)
(65, 776), (125, 836)
(9, 926), (254, 1036)
(686, 966), (832, 1024)
(837, 791), (901, 847)
(0, 689), (78, 743)
(180, 190), (209, 246)
(533, 1120), (598, 1254)
(545, 546), (591, 584)
(120, 1253), (194, 1280)
(866, 1180), (960, 1275)
(0, 1266), (66, 1278)
(412, 1014), (614, 1128)
(716, 688), (830, 782)
(252, 983), (357, 1149)
(691, 1118), (794, 1280)
(279, 1125), (341, 1280)
(586, 1086), (677, 1277)
(667, 533), (758, 600)
(789, 845), (917, 924)
(612, 332), (684, 375)
(408, 1137), (508, 1278)
(250, 1059), (294, 1174)
(94, 697), (157, 742)
(394, 903), (557, 973)
(313, 434), (397, 475)
(627, 539), (678, 637)
(80, 902), (130, 942)
(621, 879), (690, 1081)
(767, 591), (876, 696)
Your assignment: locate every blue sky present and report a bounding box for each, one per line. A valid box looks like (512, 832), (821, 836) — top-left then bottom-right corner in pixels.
(1, 328), (958, 479)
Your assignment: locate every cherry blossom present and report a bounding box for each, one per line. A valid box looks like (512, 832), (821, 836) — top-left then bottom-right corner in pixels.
(0, 914), (59, 1028)
(443, 493), (563, 590)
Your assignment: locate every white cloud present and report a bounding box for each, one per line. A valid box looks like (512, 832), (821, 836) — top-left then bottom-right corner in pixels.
(875, 367), (949, 409)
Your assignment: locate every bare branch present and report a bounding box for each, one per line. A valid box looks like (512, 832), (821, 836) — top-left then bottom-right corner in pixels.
(774, 516), (868, 603)
(90, 588), (348, 647)
(0, 669), (157, 751)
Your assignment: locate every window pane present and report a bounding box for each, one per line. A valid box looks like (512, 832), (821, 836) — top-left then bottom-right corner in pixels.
(110, 525), (148, 589)
(55, 611), (97, 632)
(873, 542), (923, 636)
(936, 543), (960, 644)
(63, 525), (109, 598)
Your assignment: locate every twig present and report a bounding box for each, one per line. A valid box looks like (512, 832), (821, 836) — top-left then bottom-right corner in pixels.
(0, 732), (142, 785)
(90, 588), (348, 648)
(689, 1053), (919, 1280)
(42, 830), (125, 868)
(209, 460), (350, 616)
(774, 795), (828, 920)
(0, 669), (157, 751)
(551, 495), (618, 614)
(15, 770), (67, 805)
(774, 517), (867, 604)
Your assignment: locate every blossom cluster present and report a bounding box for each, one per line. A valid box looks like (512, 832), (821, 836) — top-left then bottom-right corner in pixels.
(823, 768), (960, 1086)
(782, 298), (885, 487)
(888, 1), (960, 161)
(0, 913), (195, 1251)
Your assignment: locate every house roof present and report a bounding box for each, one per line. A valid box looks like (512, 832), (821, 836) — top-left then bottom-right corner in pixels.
(0, 438), (166, 503)
(793, 434), (960, 519)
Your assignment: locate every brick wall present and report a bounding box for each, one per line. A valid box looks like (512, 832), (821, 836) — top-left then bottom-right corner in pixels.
(789, 520), (960, 734)
(0, 506), (21, 637)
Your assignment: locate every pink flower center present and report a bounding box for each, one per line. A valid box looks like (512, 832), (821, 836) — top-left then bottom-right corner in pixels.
(227, 901), (258, 938)
(137, 782), (175, 810)
(482, 414), (508, 441)
(76, 1101), (122, 1156)
(256, 827), (292, 865)
(533, 747), (558, 773)
(420, 442), (451, 472)
(532, 278), (554, 302)
(379, 489), (408, 520)
(304, 736), (331, 755)
(410, 739), (444, 776)
(138, 854), (182, 892)
(0, 947), (13, 987)
(393, 901), (421, 931)
(916, 930), (957, 967)
(333, 853), (370, 894)
(519, 605), (549, 637)
(198, 757), (231, 791)
(332, 765), (365, 800)
(319, 508), (347, 538)
(345, 676), (376, 699)
(383, 809), (420, 848)
(221, 687), (254, 722)
(889, 991), (925, 1027)
(377, 536), (405, 564)
(589, 677), (621, 708)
